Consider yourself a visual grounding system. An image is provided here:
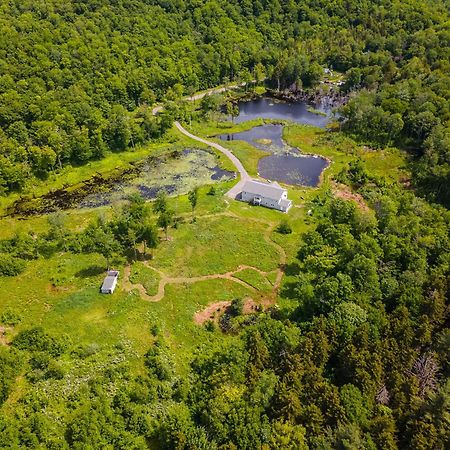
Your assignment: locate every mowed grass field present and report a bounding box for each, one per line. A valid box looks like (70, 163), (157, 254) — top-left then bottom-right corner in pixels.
(0, 196), (298, 370)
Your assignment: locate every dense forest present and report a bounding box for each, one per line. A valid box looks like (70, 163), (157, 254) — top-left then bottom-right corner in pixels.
(0, 0), (449, 448)
(0, 0), (449, 204)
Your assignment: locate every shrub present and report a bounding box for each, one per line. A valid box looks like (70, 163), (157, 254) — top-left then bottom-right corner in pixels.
(0, 310), (22, 326)
(229, 298), (244, 316)
(145, 346), (174, 381)
(276, 220), (292, 234)
(30, 352), (51, 370)
(0, 347), (23, 405)
(0, 254), (26, 276)
(12, 327), (69, 356)
(45, 361), (65, 380)
(207, 186), (216, 196)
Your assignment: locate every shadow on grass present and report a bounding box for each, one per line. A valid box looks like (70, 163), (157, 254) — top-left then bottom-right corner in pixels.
(75, 265), (105, 278)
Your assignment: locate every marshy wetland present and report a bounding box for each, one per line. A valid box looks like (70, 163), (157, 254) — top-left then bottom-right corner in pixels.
(7, 148), (234, 216)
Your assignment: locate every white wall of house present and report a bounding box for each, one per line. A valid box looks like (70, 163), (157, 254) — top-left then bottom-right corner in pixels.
(241, 190), (287, 211)
(110, 278), (118, 293)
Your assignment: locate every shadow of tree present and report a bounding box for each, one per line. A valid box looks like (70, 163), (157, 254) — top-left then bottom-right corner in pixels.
(280, 281), (298, 300)
(75, 265), (105, 278)
(284, 262), (300, 276)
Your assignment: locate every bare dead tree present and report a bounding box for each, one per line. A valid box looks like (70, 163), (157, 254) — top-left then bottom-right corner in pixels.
(376, 384), (390, 405)
(406, 354), (439, 398)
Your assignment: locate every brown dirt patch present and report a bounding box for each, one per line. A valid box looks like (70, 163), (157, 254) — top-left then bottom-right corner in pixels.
(194, 296), (275, 326)
(332, 182), (370, 212)
(194, 301), (230, 325)
(0, 326), (13, 346)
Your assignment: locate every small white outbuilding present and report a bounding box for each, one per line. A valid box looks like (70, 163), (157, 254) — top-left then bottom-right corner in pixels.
(240, 179), (292, 212)
(100, 270), (119, 294)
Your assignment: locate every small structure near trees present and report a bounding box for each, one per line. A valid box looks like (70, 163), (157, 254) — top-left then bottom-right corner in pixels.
(100, 270), (119, 294)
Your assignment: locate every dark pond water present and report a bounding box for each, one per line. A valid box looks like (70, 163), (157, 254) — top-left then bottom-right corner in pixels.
(235, 97), (331, 127)
(218, 124), (328, 187)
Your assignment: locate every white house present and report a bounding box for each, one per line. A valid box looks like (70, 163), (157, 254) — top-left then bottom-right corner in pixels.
(100, 270), (119, 294)
(240, 179), (292, 212)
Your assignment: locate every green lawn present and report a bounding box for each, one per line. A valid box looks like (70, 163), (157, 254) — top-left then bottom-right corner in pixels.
(233, 268), (273, 292)
(152, 214), (280, 277)
(130, 261), (161, 296)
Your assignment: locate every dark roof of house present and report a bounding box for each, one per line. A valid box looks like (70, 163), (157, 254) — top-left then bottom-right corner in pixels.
(242, 179), (286, 201)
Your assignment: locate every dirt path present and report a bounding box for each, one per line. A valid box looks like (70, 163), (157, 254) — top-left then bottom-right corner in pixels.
(151, 82), (252, 115)
(124, 262), (260, 302)
(122, 213), (287, 304)
(174, 121), (251, 199)
(153, 82), (255, 200)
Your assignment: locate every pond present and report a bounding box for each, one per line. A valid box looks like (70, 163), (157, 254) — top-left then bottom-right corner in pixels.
(234, 97), (332, 128)
(79, 149), (234, 208)
(218, 124), (328, 187)
(9, 148), (234, 216)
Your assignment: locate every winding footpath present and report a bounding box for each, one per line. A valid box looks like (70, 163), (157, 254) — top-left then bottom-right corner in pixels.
(122, 212), (286, 303)
(133, 83), (284, 308)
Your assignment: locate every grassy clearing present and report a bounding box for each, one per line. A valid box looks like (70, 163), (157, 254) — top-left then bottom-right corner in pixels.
(130, 262), (161, 296)
(222, 141), (269, 177)
(233, 268), (273, 292)
(150, 279), (248, 368)
(0, 113), (410, 392)
(152, 215), (279, 277)
(0, 253), (153, 353)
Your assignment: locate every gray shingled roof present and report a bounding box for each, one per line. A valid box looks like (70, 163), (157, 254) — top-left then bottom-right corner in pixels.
(242, 180), (285, 201)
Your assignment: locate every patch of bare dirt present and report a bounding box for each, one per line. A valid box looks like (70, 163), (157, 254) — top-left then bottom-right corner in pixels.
(194, 296), (276, 326)
(194, 301), (230, 325)
(332, 182), (370, 212)
(0, 326), (13, 346)
(46, 284), (73, 294)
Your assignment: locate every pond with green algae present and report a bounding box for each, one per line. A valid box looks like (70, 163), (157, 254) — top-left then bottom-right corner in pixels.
(8, 148), (234, 216)
(79, 148), (234, 209)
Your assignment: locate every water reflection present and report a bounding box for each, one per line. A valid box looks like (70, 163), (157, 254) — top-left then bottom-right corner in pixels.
(218, 124), (328, 187)
(235, 97), (332, 128)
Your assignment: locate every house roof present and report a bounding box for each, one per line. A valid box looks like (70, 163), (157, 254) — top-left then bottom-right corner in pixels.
(242, 179), (286, 201)
(101, 271), (119, 291)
